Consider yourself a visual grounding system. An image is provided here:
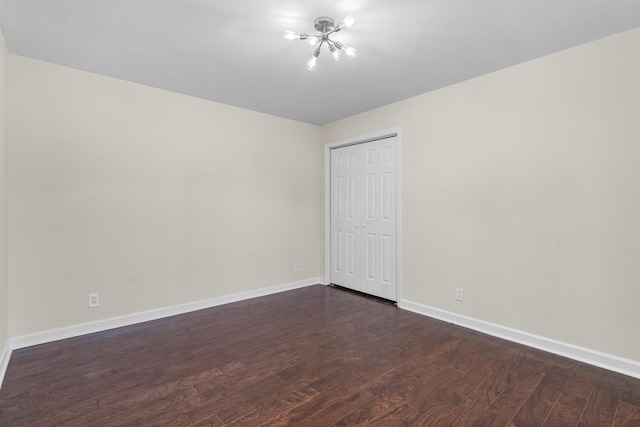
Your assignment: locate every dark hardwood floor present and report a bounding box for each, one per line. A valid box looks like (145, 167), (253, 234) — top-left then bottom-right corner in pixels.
(1, 285), (639, 426)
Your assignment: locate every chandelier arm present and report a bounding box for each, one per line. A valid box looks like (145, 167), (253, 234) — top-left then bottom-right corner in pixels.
(325, 27), (341, 37)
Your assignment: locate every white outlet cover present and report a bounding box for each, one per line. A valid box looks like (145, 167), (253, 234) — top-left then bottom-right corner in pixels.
(88, 293), (99, 307)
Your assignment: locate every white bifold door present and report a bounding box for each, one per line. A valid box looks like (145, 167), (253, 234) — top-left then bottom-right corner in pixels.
(330, 136), (397, 301)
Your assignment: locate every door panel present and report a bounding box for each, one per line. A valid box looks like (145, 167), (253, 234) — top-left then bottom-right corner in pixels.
(331, 146), (360, 290)
(330, 136), (397, 300)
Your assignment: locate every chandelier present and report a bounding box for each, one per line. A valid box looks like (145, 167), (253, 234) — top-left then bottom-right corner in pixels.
(283, 15), (358, 71)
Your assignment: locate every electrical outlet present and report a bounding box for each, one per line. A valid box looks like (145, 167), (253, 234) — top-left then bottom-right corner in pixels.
(88, 293), (99, 308)
(455, 288), (464, 302)
(293, 262), (300, 273)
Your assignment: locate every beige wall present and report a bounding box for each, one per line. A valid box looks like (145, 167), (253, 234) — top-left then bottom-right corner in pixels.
(8, 56), (323, 336)
(0, 29), (8, 349)
(322, 28), (640, 362)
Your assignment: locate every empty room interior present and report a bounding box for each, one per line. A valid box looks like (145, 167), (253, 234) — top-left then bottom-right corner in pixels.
(0, 1), (640, 425)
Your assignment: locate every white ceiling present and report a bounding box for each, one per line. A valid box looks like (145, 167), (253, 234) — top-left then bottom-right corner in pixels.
(1, 0), (640, 125)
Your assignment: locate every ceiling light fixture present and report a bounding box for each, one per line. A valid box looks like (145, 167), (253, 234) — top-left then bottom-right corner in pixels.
(283, 15), (357, 71)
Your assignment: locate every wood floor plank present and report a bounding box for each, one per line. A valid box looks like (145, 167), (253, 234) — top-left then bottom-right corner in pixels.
(437, 378), (492, 426)
(404, 366), (465, 417)
(363, 358), (422, 398)
(1, 284), (639, 426)
(577, 377), (623, 427)
(330, 394), (407, 427)
(507, 366), (574, 426)
(224, 384), (318, 425)
(623, 376), (640, 407)
(186, 413), (226, 427)
(613, 401), (640, 426)
(466, 352), (547, 426)
(291, 389), (377, 427)
(448, 349), (532, 424)
(259, 383), (372, 427)
(365, 403), (422, 426)
(185, 372), (290, 423)
(540, 364), (600, 427)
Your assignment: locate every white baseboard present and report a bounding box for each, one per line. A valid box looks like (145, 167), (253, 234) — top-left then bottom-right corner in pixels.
(0, 340), (11, 389)
(400, 299), (640, 380)
(10, 277), (323, 351)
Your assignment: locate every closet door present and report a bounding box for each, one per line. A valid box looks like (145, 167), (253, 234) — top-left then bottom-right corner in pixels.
(330, 144), (360, 291)
(330, 136), (397, 301)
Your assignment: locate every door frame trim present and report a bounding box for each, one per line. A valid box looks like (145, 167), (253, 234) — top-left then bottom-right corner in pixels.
(323, 127), (403, 302)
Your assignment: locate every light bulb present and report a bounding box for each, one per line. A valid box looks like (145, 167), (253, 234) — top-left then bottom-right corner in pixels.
(343, 46), (357, 58)
(306, 56), (318, 71)
(306, 44), (322, 71)
(340, 15), (356, 29)
(307, 36), (320, 47)
(283, 31), (300, 41)
(329, 44), (341, 61)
